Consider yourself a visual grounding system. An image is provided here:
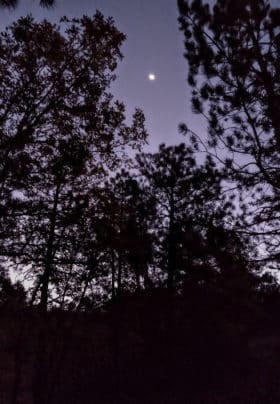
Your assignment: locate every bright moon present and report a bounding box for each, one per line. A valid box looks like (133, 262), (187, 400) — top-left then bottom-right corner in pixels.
(148, 73), (156, 81)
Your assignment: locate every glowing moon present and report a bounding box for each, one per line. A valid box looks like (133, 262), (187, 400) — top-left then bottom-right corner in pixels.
(148, 73), (156, 81)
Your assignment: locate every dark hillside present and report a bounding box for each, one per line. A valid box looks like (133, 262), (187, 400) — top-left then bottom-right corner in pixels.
(1, 286), (280, 404)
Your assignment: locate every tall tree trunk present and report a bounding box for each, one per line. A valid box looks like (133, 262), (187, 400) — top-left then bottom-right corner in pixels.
(167, 192), (175, 293)
(111, 250), (116, 300)
(39, 182), (61, 312)
(117, 252), (122, 299)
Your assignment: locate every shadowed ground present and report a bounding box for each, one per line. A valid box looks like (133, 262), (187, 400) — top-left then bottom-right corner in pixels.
(1, 287), (280, 404)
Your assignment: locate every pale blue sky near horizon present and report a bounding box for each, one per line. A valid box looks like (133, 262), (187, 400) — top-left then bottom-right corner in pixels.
(0, 0), (206, 151)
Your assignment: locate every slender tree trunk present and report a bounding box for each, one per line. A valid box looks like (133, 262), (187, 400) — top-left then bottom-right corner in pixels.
(143, 263), (153, 289)
(29, 278), (42, 306)
(76, 255), (98, 310)
(60, 259), (74, 310)
(167, 193), (175, 293)
(111, 250), (116, 300)
(117, 252), (122, 299)
(76, 277), (91, 311)
(135, 263), (141, 291)
(39, 182), (61, 312)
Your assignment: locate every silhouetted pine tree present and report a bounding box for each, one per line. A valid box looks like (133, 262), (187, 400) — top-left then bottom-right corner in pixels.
(0, 15), (147, 311)
(109, 171), (156, 294)
(136, 143), (222, 292)
(178, 0), (280, 269)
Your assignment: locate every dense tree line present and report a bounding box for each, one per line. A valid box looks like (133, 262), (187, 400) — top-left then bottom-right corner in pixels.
(1, 2), (280, 312)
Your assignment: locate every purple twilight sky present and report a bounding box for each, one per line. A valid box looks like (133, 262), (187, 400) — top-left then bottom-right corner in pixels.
(0, 0), (207, 151)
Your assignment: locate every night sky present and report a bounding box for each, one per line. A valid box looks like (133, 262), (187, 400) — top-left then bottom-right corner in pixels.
(0, 0), (205, 151)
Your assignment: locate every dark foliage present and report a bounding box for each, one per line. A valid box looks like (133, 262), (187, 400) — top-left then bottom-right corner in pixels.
(178, 0), (280, 268)
(0, 15), (147, 311)
(0, 267), (26, 309)
(0, 0), (54, 8)
(0, 4), (280, 403)
(0, 7), (268, 311)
